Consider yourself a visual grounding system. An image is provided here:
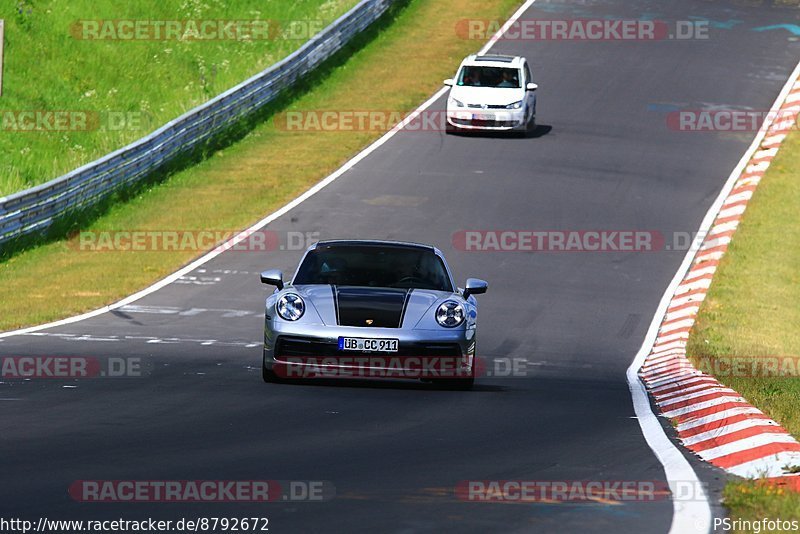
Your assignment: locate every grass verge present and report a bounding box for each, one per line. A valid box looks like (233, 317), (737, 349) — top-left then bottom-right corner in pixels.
(1, 0), (357, 195)
(686, 128), (800, 524)
(722, 480), (800, 533)
(0, 0), (522, 331)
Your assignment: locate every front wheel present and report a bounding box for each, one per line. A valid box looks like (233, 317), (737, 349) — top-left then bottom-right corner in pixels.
(434, 356), (476, 390)
(262, 364), (280, 383)
(262, 355), (284, 383)
(524, 112), (536, 136)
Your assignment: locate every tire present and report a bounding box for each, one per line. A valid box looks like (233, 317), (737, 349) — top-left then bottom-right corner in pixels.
(262, 354), (284, 383)
(524, 113), (536, 137)
(434, 357), (476, 390)
(262, 363), (280, 383)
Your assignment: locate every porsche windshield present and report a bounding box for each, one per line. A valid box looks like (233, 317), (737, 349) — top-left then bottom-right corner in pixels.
(293, 245), (453, 291)
(457, 66), (521, 88)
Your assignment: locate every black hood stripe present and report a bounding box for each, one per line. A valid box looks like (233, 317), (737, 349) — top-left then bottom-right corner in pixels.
(333, 286), (411, 328)
(398, 289), (413, 328)
(331, 285), (340, 326)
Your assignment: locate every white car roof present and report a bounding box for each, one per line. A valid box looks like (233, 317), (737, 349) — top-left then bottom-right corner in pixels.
(460, 54), (525, 69)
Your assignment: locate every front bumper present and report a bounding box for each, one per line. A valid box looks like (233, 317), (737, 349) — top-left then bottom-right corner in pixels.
(264, 322), (475, 380)
(446, 108), (528, 131)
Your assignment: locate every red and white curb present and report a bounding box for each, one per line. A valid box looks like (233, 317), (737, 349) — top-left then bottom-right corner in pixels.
(639, 80), (800, 481)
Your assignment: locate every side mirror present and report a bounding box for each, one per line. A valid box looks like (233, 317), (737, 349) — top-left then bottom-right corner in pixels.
(526, 82), (538, 91)
(443, 78), (455, 87)
(463, 278), (488, 299)
(260, 269), (284, 290)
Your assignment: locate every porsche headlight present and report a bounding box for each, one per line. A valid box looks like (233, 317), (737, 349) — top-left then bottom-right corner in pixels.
(505, 100), (523, 109)
(449, 97), (465, 108)
(436, 301), (465, 328)
(277, 294), (305, 321)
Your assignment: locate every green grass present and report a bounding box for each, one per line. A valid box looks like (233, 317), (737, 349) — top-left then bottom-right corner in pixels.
(722, 480), (800, 533)
(686, 126), (800, 523)
(0, 0), (357, 195)
(0, 0), (522, 330)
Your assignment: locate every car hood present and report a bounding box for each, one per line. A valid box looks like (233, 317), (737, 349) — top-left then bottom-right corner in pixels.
(291, 285), (458, 329)
(448, 85), (525, 107)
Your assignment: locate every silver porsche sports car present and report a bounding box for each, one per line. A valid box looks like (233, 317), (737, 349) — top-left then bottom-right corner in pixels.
(260, 240), (488, 389)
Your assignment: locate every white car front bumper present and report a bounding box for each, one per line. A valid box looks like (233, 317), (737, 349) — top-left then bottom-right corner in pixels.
(446, 107), (528, 131)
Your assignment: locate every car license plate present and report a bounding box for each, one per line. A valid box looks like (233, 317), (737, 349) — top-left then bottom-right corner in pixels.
(338, 337), (399, 352)
(473, 114), (494, 121)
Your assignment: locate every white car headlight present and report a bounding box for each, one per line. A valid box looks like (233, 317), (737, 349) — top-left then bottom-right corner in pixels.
(436, 301), (465, 328)
(505, 100), (523, 109)
(449, 97), (465, 108)
(277, 294), (305, 321)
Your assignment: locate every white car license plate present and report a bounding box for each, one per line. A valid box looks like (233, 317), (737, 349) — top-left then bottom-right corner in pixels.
(338, 337), (399, 352)
(473, 114), (494, 121)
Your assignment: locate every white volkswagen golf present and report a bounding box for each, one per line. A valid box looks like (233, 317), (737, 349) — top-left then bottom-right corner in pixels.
(444, 54), (537, 135)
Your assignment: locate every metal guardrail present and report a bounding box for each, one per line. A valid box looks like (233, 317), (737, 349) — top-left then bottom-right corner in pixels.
(0, 0), (393, 247)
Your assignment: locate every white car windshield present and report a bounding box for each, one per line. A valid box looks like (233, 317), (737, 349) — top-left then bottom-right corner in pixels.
(457, 66), (521, 88)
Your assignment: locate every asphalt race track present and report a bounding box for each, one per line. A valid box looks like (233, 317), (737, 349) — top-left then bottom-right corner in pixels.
(3, 0), (800, 532)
